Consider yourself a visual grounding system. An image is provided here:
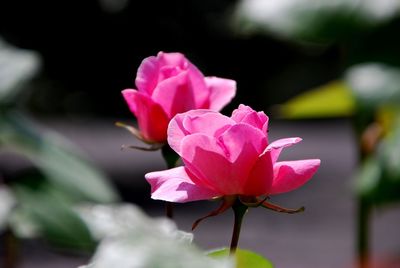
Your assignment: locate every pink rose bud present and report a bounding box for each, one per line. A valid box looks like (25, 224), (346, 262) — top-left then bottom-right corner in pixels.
(146, 104), (320, 203)
(122, 52), (236, 143)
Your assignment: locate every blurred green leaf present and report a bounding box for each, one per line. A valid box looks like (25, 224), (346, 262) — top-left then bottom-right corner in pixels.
(0, 111), (119, 203)
(355, 157), (382, 199)
(79, 204), (233, 268)
(279, 81), (355, 119)
(11, 183), (96, 251)
(0, 38), (41, 105)
(233, 0), (400, 43)
(355, 119), (400, 204)
(379, 119), (400, 183)
(209, 248), (274, 268)
(345, 63), (400, 109)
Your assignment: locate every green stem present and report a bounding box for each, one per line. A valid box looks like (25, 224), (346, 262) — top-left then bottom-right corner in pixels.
(357, 197), (371, 268)
(230, 199), (248, 255)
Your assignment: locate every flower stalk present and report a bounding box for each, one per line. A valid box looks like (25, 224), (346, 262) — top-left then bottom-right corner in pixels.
(230, 199), (248, 255)
(357, 197), (371, 268)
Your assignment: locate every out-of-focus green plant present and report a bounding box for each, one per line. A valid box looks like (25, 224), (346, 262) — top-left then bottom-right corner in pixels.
(277, 63), (400, 266)
(0, 38), (119, 257)
(233, 1), (400, 265)
(277, 63), (400, 202)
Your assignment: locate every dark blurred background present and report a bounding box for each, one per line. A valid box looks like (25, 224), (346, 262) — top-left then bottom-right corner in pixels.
(0, 0), (348, 118)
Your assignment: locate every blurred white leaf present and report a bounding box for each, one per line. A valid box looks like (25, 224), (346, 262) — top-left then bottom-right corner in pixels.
(345, 63), (400, 107)
(0, 186), (16, 231)
(8, 207), (40, 239)
(0, 37), (41, 103)
(78, 204), (233, 268)
(233, 0), (400, 41)
(78, 204), (185, 241)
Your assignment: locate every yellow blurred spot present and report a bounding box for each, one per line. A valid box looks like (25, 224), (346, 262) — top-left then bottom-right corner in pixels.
(280, 80), (356, 119)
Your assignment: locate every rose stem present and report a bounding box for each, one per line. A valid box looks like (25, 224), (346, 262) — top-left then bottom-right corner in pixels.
(230, 199), (248, 255)
(358, 197), (371, 268)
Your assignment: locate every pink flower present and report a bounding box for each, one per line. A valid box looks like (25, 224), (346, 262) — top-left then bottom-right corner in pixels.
(145, 104), (320, 203)
(122, 52), (236, 143)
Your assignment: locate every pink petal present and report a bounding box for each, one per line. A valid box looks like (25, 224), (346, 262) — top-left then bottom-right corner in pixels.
(135, 56), (159, 94)
(184, 59), (209, 108)
(218, 123), (267, 162)
(157, 51), (187, 68)
(181, 112), (234, 138)
(217, 124), (268, 194)
(157, 52), (210, 108)
(266, 137), (302, 163)
(269, 159), (321, 195)
(205, 77), (237, 111)
(151, 71), (196, 118)
(180, 133), (239, 194)
(145, 167), (219, 203)
(231, 104), (269, 133)
(168, 110), (234, 154)
(122, 89), (139, 114)
(122, 89), (169, 143)
(180, 129), (268, 195)
(244, 150), (274, 196)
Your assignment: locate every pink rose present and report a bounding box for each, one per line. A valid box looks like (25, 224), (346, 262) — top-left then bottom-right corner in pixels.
(122, 52), (236, 143)
(145, 104), (320, 203)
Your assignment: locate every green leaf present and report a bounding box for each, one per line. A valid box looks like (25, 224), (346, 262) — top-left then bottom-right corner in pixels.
(354, 157), (382, 199)
(345, 63), (400, 109)
(379, 118), (400, 186)
(233, 0), (400, 43)
(11, 183), (96, 251)
(0, 111), (119, 203)
(209, 248), (274, 268)
(355, 119), (400, 205)
(279, 81), (355, 119)
(0, 37), (41, 105)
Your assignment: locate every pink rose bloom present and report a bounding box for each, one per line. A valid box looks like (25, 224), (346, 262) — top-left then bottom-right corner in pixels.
(122, 52), (236, 143)
(146, 104), (320, 203)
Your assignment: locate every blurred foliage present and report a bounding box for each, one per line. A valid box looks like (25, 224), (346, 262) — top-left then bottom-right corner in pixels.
(0, 187), (16, 232)
(278, 62), (400, 205)
(346, 63), (400, 109)
(0, 38), (40, 106)
(11, 182), (96, 251)
(355, 119), (400, 204)
(0, 38), (119, 251)
(0, 112), (118, 204)
(79, 204), (234, 268)
(233, 0), (400, 43)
